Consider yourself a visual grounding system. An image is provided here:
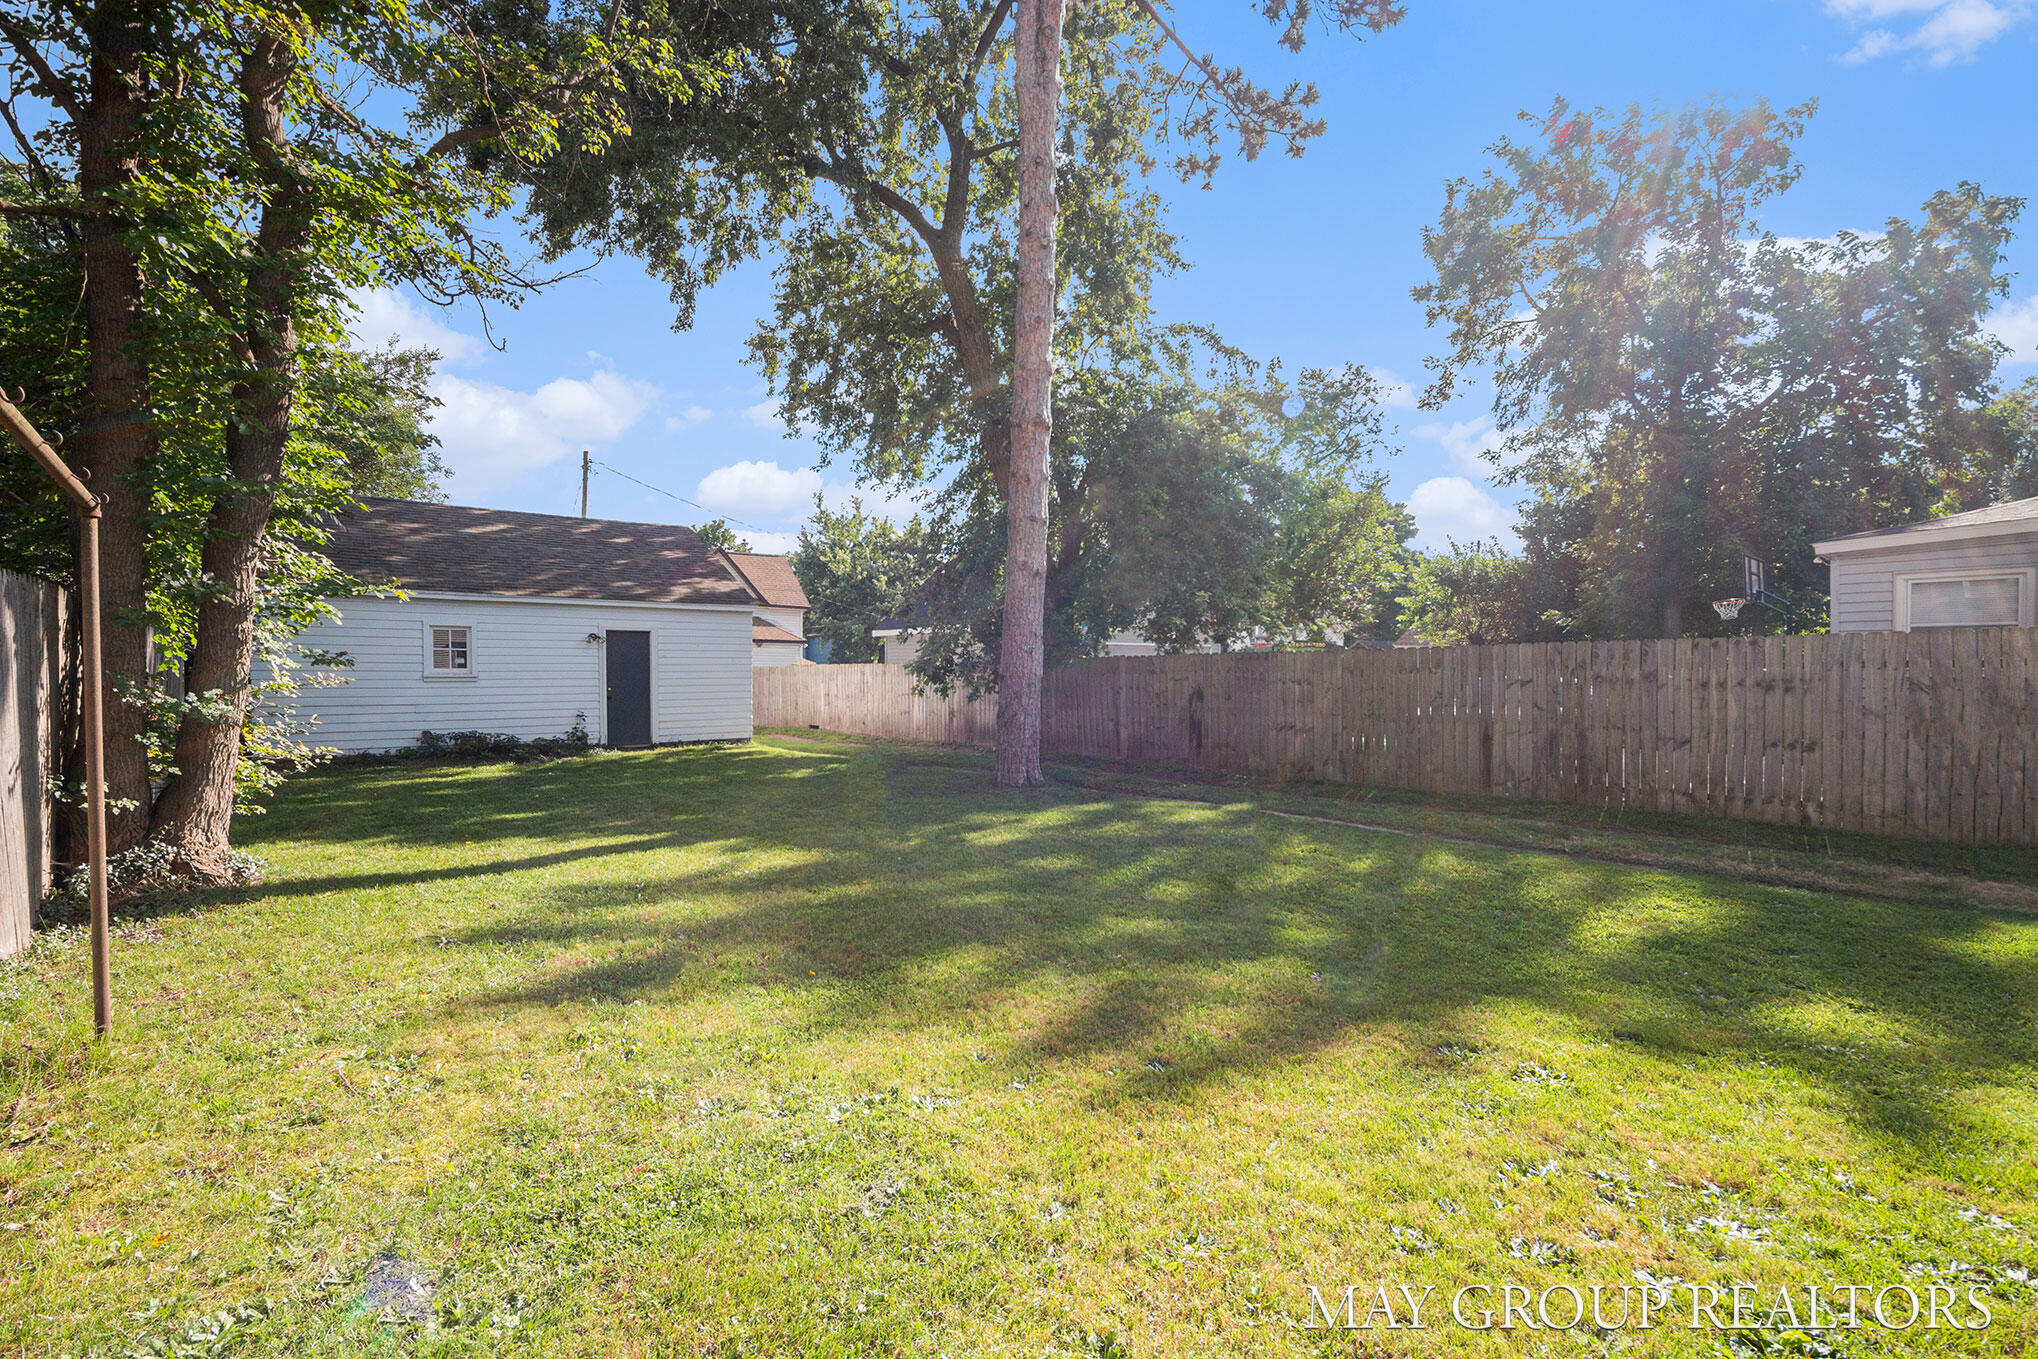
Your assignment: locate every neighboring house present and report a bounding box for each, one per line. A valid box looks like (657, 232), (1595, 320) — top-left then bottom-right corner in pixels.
(868, 615), (927, 665)
(724, 552), (811, 667)
(1814, 495), (2038, 633)
(297, 499), (760, 752)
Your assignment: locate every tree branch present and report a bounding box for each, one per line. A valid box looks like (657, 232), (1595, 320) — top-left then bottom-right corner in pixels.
(182, 272), (257, 367)
(965, 0), (1015, 86)
(935, 110), (974, 243)
(0, 13), (82, 122)
(0, 95), (65, 203)
(1130, 0), (1228, 102)
(800, 151), (943, 250)
(0, 196), (109, 218)
(422, 122), (502, 160)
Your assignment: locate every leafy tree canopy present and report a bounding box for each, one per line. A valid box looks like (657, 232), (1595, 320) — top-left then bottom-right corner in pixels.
(1, 177), (451, 811)
(1, 0), (769, 870)
(790, 497), (929, 664)
(511, 0), (1411, 684)
(1415, 96), (2022, 638)
(693, 519), (754, 553)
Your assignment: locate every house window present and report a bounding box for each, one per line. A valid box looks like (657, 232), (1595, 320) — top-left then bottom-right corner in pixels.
(428, 625), (472, 673)
(1896, 570), (2035, 631)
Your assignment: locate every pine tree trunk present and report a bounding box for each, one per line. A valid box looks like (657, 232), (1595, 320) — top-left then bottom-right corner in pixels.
(995, 0), (1063, 788)
(148, 32), (308, 880)
(71, 0), (165, 853)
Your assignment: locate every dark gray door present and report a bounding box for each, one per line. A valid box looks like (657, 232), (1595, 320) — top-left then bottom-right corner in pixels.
(605, 630), (652, 747)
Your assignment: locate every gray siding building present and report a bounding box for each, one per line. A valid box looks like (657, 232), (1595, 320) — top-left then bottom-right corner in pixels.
(1815, 496), (2038, 633)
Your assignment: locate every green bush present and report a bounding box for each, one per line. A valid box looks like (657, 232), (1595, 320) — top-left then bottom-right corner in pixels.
(391, 713), (593, 764)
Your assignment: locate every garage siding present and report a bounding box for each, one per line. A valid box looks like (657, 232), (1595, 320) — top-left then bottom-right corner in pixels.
(280, 594), (754, 752)
(1827, 530), (2038, 632)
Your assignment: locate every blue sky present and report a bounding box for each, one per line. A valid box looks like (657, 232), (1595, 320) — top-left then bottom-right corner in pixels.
(350, 0), (2038, 554)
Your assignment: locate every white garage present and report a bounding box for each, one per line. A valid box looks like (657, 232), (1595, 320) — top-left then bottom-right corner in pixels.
(294, 498), (761, 752)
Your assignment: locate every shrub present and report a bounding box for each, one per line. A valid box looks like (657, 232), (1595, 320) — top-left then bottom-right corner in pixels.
(46, 838), (265, 915)
(398, 714), (594, 765)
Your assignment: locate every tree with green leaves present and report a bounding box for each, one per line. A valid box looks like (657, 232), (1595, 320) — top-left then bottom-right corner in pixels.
(1954, 375), (2038, 508)
(1, 0), (747, 878)
(517, 0), (1411, 781)
(1397, 539), (1540, 646)
(312, 344), (451, 504)
(1416, 96), (2021, 638)
(692, 519), (754, 553)
(2, 164), (453, 846)
(789, 497), (929, 664)
(1269, 469), (1415, 644)
(900, 360), (1408, 690)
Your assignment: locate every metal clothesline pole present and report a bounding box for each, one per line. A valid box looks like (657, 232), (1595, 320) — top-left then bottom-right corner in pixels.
(0, 393), (112, 1038)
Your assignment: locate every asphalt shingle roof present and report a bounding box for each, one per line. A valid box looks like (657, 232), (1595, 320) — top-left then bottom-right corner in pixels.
(727, 553), (810, 610)
(1818, 494), (2038, 545)
(752, 619), (805, 645)
(325, 498), (755, 606)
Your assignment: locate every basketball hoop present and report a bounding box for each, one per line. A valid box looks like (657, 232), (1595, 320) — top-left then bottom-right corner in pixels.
(1712, 598), (1747, 621)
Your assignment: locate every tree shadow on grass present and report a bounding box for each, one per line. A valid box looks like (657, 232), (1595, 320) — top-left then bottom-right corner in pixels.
(264, 740), (2038, 1153)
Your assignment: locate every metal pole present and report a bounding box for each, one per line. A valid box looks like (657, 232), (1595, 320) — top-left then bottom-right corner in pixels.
(81, 509), (110, 1036)
(0, 393), (111, 1037)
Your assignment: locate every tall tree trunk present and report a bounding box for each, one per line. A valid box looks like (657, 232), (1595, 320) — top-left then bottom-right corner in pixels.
(149, 32), (309, 879)
(71, 0), (164, 853)
(146, 454), (280, 877)
(995, 0), (1062, 788)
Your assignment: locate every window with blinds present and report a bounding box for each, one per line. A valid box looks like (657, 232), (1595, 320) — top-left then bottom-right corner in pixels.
(1904, 574), (2024, 629)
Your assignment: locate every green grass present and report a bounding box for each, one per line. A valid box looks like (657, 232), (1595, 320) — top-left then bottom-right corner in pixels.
(3, 738), (2035, 1357)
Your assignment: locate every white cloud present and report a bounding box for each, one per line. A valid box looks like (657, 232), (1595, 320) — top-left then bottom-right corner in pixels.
(431, 370), (658, 493)
(663, 404), (713, 433)
(1989, 293), (2038, 367)
(741, 400), (783, 430)
(742, 530), (801, 554)
(694, 459), (931, 531)
(1414, 416), (1506, 474)
(696, 460), (823, 517)
(1407, 476), (1518, 551)
(346, 286), (482, 364)
(1827, 0), (2030, 65)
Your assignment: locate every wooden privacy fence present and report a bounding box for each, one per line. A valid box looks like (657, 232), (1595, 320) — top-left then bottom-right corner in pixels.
(756, 629), (2038, 845)
(1, 568), (67, 956)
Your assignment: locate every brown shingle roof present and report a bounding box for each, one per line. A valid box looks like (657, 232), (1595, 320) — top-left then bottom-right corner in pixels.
(752, 619), (805, 645)
(325, 498), (755, 606)
(726, 552), (810, 609)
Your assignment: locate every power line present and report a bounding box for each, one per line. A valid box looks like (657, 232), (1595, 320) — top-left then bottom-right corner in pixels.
(587, 458), (770, 535)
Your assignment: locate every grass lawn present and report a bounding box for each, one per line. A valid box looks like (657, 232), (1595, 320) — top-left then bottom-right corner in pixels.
(3, 736), (2036, 1356)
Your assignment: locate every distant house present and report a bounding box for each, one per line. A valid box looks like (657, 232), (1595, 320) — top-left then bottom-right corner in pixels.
(724, 552), (812, 667)
(1815, 495), (2038, 633)
(299, 499), (761, 751)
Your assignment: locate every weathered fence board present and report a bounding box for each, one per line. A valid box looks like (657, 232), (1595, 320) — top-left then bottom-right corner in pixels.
(755, 629), (2038, 845)
(2, 568), (66, 956)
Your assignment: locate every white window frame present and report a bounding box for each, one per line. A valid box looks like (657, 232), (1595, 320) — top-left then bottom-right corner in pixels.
(422, 622), (477, 678)
(1892, 568), (2036, 632)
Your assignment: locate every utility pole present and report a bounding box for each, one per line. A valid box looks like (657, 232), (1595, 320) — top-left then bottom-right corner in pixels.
(0, 392), (112, 1037)
(581, 450), (592, 518)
